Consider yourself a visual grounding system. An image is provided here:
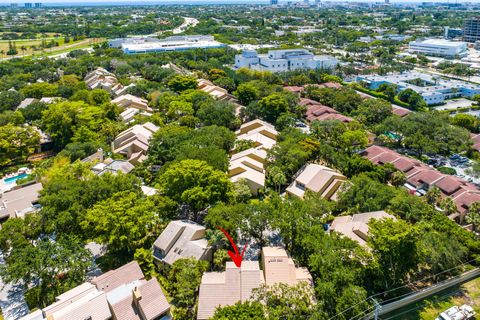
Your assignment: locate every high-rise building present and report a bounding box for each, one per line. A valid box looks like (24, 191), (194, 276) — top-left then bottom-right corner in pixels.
(24, 2), (32, 7)
(10, 3), (18, 7)
(464, 17), (480, 42)
(270, 0), (278, 4)
(385, 0), (390, 4)
(34, 2), (41, 7)
(304, 0), (310, 4)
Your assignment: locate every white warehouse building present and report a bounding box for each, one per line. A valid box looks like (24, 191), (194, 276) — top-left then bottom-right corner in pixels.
(234, 49), (338, 72)
(109, 35), (225, 54)
(408, 38), (468, 58)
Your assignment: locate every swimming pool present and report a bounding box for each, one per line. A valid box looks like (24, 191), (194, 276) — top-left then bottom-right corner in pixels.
(4, 173), (29, 184)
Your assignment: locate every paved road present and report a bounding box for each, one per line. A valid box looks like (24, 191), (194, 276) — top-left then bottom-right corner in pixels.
(0, 255), (28, 320)
(366, 268), (480, 319)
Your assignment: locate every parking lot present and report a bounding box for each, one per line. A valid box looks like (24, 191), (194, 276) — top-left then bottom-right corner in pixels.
(433, 98), (475, 111)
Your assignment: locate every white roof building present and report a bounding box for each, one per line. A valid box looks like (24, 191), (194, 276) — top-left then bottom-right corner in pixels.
(235, 49), (338, 72)
(286, 164), (347, 200)
(408, 38), (467, 58)
(119, 35), (225, 54)
(357, 71), (480, 105)
(152, 220), (212, 267)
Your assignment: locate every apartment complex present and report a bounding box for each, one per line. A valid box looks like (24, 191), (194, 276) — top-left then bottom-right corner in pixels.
(301, 98), (353, 123)
(228, 119), (278, 194)
(21, 261), (170, 320)
(286, 163), (347, 200)
(357, 72), (480, 105)
(111, 122), (159, 165)
(152, 220), (212, 267)
(408, 38), (467, 58)
(330, 211), (396, 246)
(197, 247), (313, 320)
(464, 17), (480, 42)
(363, 145), (480, 221)
(234, 49), (338, 72)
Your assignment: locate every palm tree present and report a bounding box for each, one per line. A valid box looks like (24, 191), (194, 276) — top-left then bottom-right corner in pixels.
(440, 197), (457, 216)
(466, 202), (480, 232)
(205, 229), (228, 270)
(425, 186), (441, 206)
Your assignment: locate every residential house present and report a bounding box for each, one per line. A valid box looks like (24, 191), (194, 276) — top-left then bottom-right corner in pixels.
(197, 247), (313, 320)
(197, 261), (264, 320)
(16, 98), (37, 110)
(235, 119), (278, 151)
(261, 247), (313, 286)
(84, 68), (133, 97)
(0, 182), (42, 220)
(301, 98), (353, 123)
(19, 283), (111, 320)
(197, 79), (243, 114)
(330, 211), (396, 246)
(111, 94), (153, 113)
(152, 220), (211, 268)
(228, 119), (278, 194)
(362, 145), (480, 221)
(286, 164), (347, 200)
(111, 122), (159, 165)
(82, 149), (135, 175)
(92, 261), (171, 320)
(21, 261), (171, 320)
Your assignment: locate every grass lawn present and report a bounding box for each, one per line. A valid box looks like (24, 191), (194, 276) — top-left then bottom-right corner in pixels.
(0, 38), (105, 58)
(384, 278), (480, 320)
(418, 278), (480, 320)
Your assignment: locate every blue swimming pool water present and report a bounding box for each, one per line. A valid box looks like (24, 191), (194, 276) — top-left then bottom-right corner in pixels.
(4, 173), (29, 184)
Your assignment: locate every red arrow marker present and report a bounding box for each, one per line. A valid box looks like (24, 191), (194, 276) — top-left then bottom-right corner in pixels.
(217, 227), (246, 268)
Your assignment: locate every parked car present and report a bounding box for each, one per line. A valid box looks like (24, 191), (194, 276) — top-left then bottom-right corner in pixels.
(436, 305), (475, 320)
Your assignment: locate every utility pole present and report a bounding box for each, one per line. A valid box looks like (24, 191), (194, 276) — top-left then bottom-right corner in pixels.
(373, 299), (381, 320)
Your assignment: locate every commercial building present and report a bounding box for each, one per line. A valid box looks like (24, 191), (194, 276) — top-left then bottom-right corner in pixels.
(464, 17), (480, 43)
(20, 261), (171, 320)
(111, 122), (159, 165)
(408, 38), (467, 58)
(110, 35), (225, 54)
(228, 119), (278, 194)
(356, 72), (480, 105)
(197, 247), (313, 320)
(444, 27), (464, 39)
(362, 145), (480, 221)
(152, 220), (212, 267)
(330, 211), (396, 246)
(286, 163), (347, 200)
(234, 49), (338, 72)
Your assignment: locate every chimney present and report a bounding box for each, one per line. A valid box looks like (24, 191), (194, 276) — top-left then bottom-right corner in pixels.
(133, 287), (142, 302)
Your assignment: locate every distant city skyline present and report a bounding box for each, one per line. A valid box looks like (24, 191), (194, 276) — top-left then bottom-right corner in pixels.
(2, 0), (480, 4)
